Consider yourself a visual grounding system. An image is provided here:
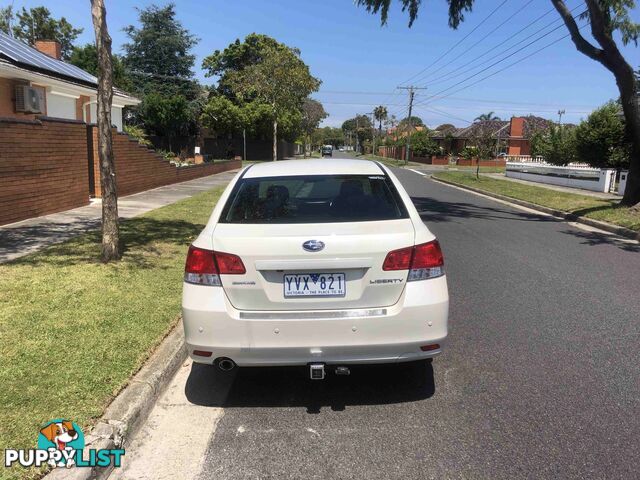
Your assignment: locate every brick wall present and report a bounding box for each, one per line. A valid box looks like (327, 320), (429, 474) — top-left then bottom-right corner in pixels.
(0, 117), (89, 226)
(90, 126), (241, 198)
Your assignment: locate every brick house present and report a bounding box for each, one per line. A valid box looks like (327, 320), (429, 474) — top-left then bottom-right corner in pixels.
(432, 116), (554, 157)
(0, 31), (139, 129)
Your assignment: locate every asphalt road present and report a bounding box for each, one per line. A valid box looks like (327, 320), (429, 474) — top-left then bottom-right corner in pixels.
(113, 163), (640, 480)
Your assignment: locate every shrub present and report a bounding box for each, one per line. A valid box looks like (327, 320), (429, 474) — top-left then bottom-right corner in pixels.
(124, 124), (152, 147)
(574, 101), (630, 169)
(460, 146), (479, 160)
(530, 125), (577, 166)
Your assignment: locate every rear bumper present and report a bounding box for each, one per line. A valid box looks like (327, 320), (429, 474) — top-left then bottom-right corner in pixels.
(182, 277), (448, 367)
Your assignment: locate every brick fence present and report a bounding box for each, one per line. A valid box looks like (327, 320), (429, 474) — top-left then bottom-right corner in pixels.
(89, 126), (241, 197)
(0, 117), (89, 226)
(0, 117), (241, 226)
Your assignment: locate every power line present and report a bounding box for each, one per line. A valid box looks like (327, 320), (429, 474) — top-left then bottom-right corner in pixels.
(399, 0), (511, 87)
(416, 0), (539, 85)
(413, 12), (587, 108)
(314, 91), (597, 109)
(415, 23), (590, 110)
(421, 3), (585, 89)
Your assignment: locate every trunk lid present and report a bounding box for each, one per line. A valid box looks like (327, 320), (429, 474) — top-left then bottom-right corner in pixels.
(213, 220), (414, 311)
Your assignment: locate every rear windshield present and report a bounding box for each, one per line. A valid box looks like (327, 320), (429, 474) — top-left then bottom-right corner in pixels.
(220, 174), (409, 224)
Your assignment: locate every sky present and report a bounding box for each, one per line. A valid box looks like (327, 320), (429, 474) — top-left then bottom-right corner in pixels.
(7, 0), (639, 128)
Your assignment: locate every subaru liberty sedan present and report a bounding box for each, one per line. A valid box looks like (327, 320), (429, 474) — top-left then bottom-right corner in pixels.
(182, 159), (448, 379)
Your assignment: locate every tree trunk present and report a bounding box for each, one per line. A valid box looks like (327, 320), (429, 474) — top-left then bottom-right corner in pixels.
(91, 0), (120, 261)
(272, 118), (278, 161)
(617, 70), (640, 206)
(552, 0), (640, 206)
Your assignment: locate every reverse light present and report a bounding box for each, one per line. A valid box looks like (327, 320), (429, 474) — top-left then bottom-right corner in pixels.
(383, 240), (444, 281)
(184, 245), (245, 286)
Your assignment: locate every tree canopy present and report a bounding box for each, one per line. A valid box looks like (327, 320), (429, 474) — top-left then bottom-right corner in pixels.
(3, 6), (82, 59)
(574, 101), (631, 169)
(69, 44), (132, 92)
(203, 33), (295, 99)
(398, 115), (424, 129)
(122, 3), (199, 99)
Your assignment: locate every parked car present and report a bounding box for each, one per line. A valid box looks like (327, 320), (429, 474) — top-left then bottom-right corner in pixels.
(339, 147), (345, 152)
(321, 145), (333, 157)
(182, 159), (449, 379)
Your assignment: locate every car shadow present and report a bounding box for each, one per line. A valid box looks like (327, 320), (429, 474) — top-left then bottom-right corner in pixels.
(185, 360), (435, 413)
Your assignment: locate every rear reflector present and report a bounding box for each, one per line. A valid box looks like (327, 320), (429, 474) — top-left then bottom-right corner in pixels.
(383, 240), (445, 281)
(184, 245), (245, 286)
(192, 350), (213, 357)
(420, 344), (440, 351)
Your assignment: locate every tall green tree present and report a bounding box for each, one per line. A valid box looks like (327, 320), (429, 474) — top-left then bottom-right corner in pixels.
(574, 101), (631, 169)
(223, 44), (321, 160)
(374, 105), (388, 131)
(69, 44), (132, 92)
(9, 6), (82, 59)
(122, 3), (199, 99)
(342, 115), (373, 153)
(301, 99), (328, 156)
(203, 33), (293, 100)
(353, 0), (640, 206)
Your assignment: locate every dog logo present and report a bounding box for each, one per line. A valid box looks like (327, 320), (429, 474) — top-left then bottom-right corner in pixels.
(5, 418), (124, 469)
(37, 419), (84, 468)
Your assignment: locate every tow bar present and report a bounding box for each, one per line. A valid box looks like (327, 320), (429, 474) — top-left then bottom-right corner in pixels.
(309, 363), (325, 380)
(309, 364), (351, 379)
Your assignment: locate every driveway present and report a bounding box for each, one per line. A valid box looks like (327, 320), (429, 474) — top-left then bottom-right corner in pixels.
(109, 167), (640, 480)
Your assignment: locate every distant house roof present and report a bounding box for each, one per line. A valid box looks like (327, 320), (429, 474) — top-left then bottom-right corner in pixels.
(0, 31), (136, 101)
(431, 120), (509, 140)
(519, 115), (555, 138)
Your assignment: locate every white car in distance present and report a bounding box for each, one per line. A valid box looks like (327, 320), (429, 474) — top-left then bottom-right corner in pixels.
(182, 159), (448, 379)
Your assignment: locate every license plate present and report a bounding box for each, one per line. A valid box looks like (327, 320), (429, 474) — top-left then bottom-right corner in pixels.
(283, 273), (346, 298)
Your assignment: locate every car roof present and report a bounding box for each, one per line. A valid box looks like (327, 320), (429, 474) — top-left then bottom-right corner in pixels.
(243, 159), (384, 178)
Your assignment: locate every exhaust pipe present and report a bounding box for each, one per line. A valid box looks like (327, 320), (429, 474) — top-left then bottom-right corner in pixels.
(216, 357), (236, 371)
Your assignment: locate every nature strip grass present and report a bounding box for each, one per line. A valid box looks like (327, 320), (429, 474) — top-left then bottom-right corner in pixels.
(431, 171), (640, 232)
(0, 186), (224, 480)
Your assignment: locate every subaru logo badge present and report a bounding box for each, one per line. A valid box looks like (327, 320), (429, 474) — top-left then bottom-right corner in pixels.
(302, 240), (325, 252)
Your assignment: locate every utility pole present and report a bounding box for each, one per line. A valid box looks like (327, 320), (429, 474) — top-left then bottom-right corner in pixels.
(397, 86), (427, 165)
(355, 116), (360, 155)
(557, 109), (565, 125)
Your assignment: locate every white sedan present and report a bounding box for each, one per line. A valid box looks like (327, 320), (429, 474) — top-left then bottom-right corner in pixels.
(182, 159), (448, 379)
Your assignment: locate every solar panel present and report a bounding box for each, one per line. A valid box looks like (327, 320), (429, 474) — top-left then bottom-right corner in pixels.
(0, 31), (97, 85)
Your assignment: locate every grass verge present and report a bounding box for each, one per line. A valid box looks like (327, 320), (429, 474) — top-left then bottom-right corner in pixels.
(0, 186), (224, 480)
(432, 171), (640, 232)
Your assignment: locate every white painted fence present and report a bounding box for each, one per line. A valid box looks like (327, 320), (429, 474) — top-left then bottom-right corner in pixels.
(506, 162), (618, 194)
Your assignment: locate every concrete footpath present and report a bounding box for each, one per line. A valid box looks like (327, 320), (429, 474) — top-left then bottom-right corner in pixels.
(0, 170), (239, 263)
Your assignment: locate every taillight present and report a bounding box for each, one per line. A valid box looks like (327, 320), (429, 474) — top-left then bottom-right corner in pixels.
(214, 251), (246, 274)
(184, 245), (245, 286)
(382, 240), (444, 281)
(382, 246), (413, 271)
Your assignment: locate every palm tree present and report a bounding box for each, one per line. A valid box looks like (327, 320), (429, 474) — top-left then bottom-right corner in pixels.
(374, 105), (388, 131)
(474, 111), (501, 122)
